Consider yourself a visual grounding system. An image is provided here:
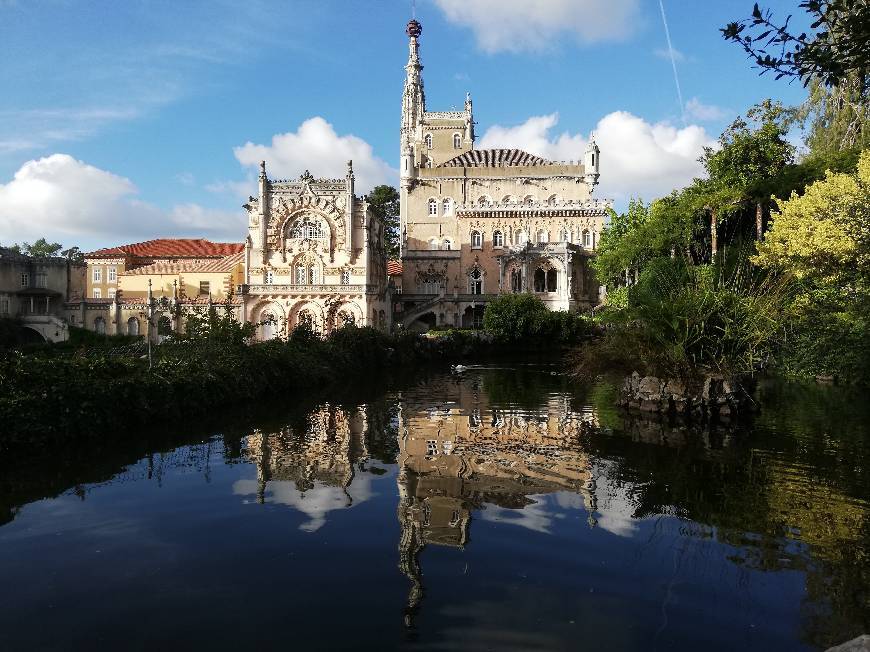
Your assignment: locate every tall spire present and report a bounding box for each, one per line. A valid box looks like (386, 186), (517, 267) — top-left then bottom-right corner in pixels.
(402, 19), (425, 143)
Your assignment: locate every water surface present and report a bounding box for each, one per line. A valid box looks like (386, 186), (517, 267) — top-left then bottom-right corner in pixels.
(1, 366), (868, 651)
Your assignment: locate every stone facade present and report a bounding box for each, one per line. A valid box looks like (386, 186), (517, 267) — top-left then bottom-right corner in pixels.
(0, 247), (85, 342)
(397, 19), (611, 329)
(238, 162), (391, 338)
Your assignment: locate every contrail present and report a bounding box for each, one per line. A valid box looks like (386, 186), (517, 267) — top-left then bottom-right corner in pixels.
(659, 0), (687, 126)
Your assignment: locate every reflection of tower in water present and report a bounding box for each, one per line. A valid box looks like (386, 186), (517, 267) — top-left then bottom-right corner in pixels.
(396, 375), (599, 627)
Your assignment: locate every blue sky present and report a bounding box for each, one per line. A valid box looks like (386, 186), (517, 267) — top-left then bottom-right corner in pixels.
(0, 0), (809, 250)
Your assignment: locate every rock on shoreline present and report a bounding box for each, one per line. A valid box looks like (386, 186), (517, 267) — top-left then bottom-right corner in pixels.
(618, 371), (749, 421)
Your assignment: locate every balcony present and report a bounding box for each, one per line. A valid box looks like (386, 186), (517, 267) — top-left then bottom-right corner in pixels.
(237, 283), (377, 296)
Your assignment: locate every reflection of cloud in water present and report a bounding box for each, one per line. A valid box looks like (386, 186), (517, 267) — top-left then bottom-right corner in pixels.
(233, 475), (375, 532)
(480, 495), (555, 534)
(591, 460), (640, 538)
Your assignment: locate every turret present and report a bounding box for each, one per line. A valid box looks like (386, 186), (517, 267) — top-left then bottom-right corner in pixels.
(464, 92), (475, 144)
(258, 160), (269, 263)
(346, 159), (355, 252)
(401, 20), (426, 148)
(584, 136), (600, 189)
(400, 140), (416, 188)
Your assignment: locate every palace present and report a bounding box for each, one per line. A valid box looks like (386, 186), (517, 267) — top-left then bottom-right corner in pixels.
(397, 19), (611, 330)
(54, 17), (611, 342)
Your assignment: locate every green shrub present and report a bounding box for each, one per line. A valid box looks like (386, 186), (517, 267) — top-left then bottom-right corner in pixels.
(482, 294), (593, 346)
(575, 256), (791, 381)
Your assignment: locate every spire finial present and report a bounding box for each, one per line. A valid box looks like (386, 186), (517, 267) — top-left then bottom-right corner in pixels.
(406, 18), (422, 38)
(259, 160), (266, 179)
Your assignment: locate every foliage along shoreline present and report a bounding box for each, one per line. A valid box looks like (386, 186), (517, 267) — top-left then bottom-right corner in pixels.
(0, 299), (595, 450)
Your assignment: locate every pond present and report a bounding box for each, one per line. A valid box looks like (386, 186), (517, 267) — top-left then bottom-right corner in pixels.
(0, 365), (868, 651)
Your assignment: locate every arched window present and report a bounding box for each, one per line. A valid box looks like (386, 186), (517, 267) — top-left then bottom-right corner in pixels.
(502, 195), (515, 204)
(341, 269), (351, 285)
(428, 198), (438, 216)
(298, 309), (314, 330)
(453, 133), (462, 149)
(537, 230), (548, 244)
(260, 312), (277, 340)
(428, 238), (439, 250)
(559, 228), (568, 242)
(469, 267), (483, 294)
(524, 195), (536, 206)
(94, 317), (106, 334)
(471, 230), (482, 249)
(295, 264), (307, 285)
(291, 219), (325, 240)
(425, 133), (433, 149)
(516, 230), (528, 245)
(493, 230), (504, 248)
(442, 197), (452, 214)
(127, 317), (139, 336)
(337, 310), (355, 327)
(265, 270), (274, 284)
(477, 195), (491, 207)
(442, 238), (453, 251)
(583, 230), (592, 248)
(546, 269), (558, 292)
(548, 194), (561, 205)
(534, 269), (546, 293)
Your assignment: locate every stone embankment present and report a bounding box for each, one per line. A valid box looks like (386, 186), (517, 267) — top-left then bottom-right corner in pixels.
(619, 371), (749, 420)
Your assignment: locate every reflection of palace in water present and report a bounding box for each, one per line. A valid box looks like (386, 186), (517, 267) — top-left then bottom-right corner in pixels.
(237, 404), (372, 531)
(396, 377), (599, 624)
(233, 377), (602, 623)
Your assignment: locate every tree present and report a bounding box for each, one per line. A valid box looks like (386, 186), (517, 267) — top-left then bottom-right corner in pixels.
(755, 151), (870, 380)
(702, 100), (795, 242)
(60, 246), (84, 262)
(9, 238), (64, 258)
(722, 2), (870, 155)
(756, 150), (870, 289)
(798, 74), (870, 153)
(367, 185), (400, 259)
(722, 1), (870, 87)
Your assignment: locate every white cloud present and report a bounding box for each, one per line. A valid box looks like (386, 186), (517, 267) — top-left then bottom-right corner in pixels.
(433, 0), (640, 53)
(233, 117), (396, 194)
(653, 46), (685, 62)
(480, 495), (555, 534)
(479, 111), (714, 205)
(232, 476), (374, 533)
(175, 172), (195, 186)
(685, 97), (729, 122)
(0, 154), (243, 247)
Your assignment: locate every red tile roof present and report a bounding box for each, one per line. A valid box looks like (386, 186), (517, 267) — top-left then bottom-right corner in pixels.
(86, 239), (243, 259)
(121, 251), (244, 276)
(440, 148), (552, 168)
(387, 260), (403, 276)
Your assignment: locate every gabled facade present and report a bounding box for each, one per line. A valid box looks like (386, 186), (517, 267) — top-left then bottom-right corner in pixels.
(238, 161), (391, 338)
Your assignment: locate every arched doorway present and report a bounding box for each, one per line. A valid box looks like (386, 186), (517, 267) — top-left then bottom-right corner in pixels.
(94, 317), (106, 335)
(127, 317), (140, 336)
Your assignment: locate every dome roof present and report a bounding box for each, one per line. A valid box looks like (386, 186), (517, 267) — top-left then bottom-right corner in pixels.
(440, 148), (552, 168)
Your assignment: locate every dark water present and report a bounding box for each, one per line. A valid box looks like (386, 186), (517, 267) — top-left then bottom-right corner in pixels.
(1, 366), (868, 651)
